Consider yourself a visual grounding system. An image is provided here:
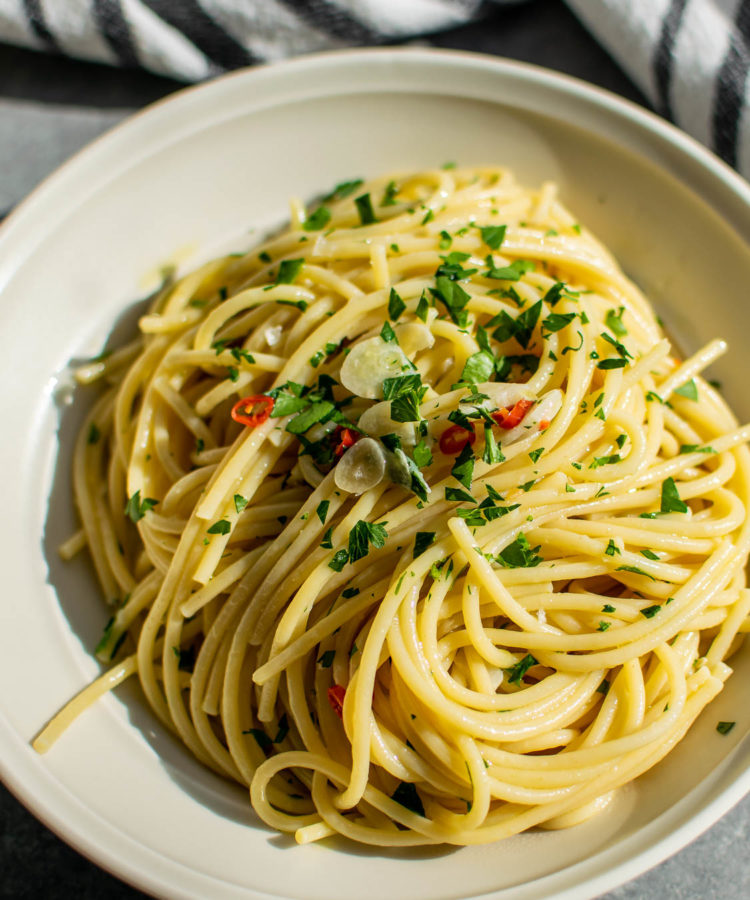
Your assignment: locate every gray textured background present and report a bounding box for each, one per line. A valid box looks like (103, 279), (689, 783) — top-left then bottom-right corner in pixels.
(1, 1), (748, 897)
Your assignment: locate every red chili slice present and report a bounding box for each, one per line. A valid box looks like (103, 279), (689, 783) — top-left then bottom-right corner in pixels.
(231, 395), (274, 427)
(327, 684), (346, 719)
(538, 419), (550, 432)
(439, 424), (476, 455)
(492, 398), (534, 430)
(334, 427), (358, 458)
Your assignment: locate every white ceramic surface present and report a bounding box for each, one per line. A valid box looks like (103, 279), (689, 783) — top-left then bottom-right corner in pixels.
(1, 49), (749, 900)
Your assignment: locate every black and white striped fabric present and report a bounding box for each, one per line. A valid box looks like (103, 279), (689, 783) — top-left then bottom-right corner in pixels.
(2, 0), (750, 178)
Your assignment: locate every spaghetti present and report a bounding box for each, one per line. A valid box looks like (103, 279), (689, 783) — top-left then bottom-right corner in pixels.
(37, 167), (750, 846)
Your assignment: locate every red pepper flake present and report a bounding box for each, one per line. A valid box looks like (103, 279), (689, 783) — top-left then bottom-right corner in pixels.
(327, 684), (346, 719)
(439, 424), (476, 455)
(538, 419), (550, 431)
(334, 427), (358, 458)
(231, 395), (274, 427)
(493, 398), (534, 430)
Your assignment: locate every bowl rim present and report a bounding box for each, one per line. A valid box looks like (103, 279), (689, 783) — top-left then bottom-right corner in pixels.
(1, 46), (749, 900)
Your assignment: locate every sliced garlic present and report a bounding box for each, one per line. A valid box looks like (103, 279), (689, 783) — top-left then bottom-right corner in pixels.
(334, 437), (387, 494)
(340, 336), (410, 399)
(358, 401), (418, 446)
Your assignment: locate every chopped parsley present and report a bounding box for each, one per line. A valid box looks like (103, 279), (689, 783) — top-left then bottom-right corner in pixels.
(328, 549), (349, 571)
(496, 533), (542, 569)
(316, 500), (330, 524)
(348, 520), (388, 562)
(388, 287), (406, 321)
(679, 443), (716, 454)
(303, 206), (331, 231)
(489, 299), (542, 349)
(323, 178), (363, 202)
(616, 565), (656, 581)
(542, 311), (577, 334)
(413, 531), (436, 559)
(451, 443), (475, 488)
(674, 379), (698, 401)
(479, 224), (506, 250)
(381, 180), (399, 206)
(661, 477), (688, 514)
(505, 653), (537, 685)
(430, 275), (471, 327)
(605, 539), (620, 556)
(460, 350), (495, 385)
(380, 320), (397, 343)
(274, 258), (305, 285)
(716, 721), (736, 735)
(605, 306), (627, 336)
(87, 423), (100, 444)
(445, 486), (475, 503)
(207, 519), (231, 535)
(485, 258), (534, 281)
(124, 490), (158, 523)
(354, 193), (377, 225)
(234, 494), (248, 514)
(318, 649), (335, 668)
(640, 604), (662, 618)
(391, 781), (425, 816)
(529, 447), (544, 463)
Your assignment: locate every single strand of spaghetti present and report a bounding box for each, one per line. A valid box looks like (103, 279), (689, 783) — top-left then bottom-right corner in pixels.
(33, 654), (138, 753)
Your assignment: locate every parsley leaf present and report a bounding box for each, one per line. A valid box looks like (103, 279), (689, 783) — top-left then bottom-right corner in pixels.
(674, 379), (698, 401)
(445, 486), (475, 503)
(380, 321), (397, 343)
(505, 653), (537, 685)
(303, 206), (331, 231)
(489, 299), (542, 349)
(542, 312), (576, 334)
(383, 373), (423, 399)
(716, 721), (736, 735)
(605, 306), (627, 336)
(275, 258), (305, 285)
(413, 531), (436, 559)
(391, 782), (425, 816)
(234, 494), (248, 514)
(430, 275), (471, 326)
(124, 490), (158, 523)
(496, 533), (542, 568)
(207, 519), (231, 535)
(482, 424), (504, 465)
(640, 604), (662, 618)
(388, 287), (406, 321)
(316, 500), (330, 524)
(451, 443), (475, 488)
(479, 224), (506, 250)
(661, 477), (688, 514)
(348, 520), (388, 562)
(460, 350), (495, 384)
(485, 258), (534, 281)
(323, 178), (363, 202)
(354, 193), (377, 225)
(328, 549), (349, 571)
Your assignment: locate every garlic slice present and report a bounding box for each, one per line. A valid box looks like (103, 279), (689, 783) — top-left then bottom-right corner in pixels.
(334, 437), (387, 494)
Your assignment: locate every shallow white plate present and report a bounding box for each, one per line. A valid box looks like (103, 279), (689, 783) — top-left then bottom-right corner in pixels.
(1, 48), (750, 900)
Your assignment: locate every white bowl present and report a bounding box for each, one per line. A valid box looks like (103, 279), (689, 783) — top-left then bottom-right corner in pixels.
(1, 48), (749, 900)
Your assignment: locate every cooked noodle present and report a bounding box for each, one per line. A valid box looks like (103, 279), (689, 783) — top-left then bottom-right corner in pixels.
(35, 167), (750, 846)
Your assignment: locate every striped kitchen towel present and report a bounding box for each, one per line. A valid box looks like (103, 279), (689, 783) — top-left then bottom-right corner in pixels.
(2, 0), (750, 176)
